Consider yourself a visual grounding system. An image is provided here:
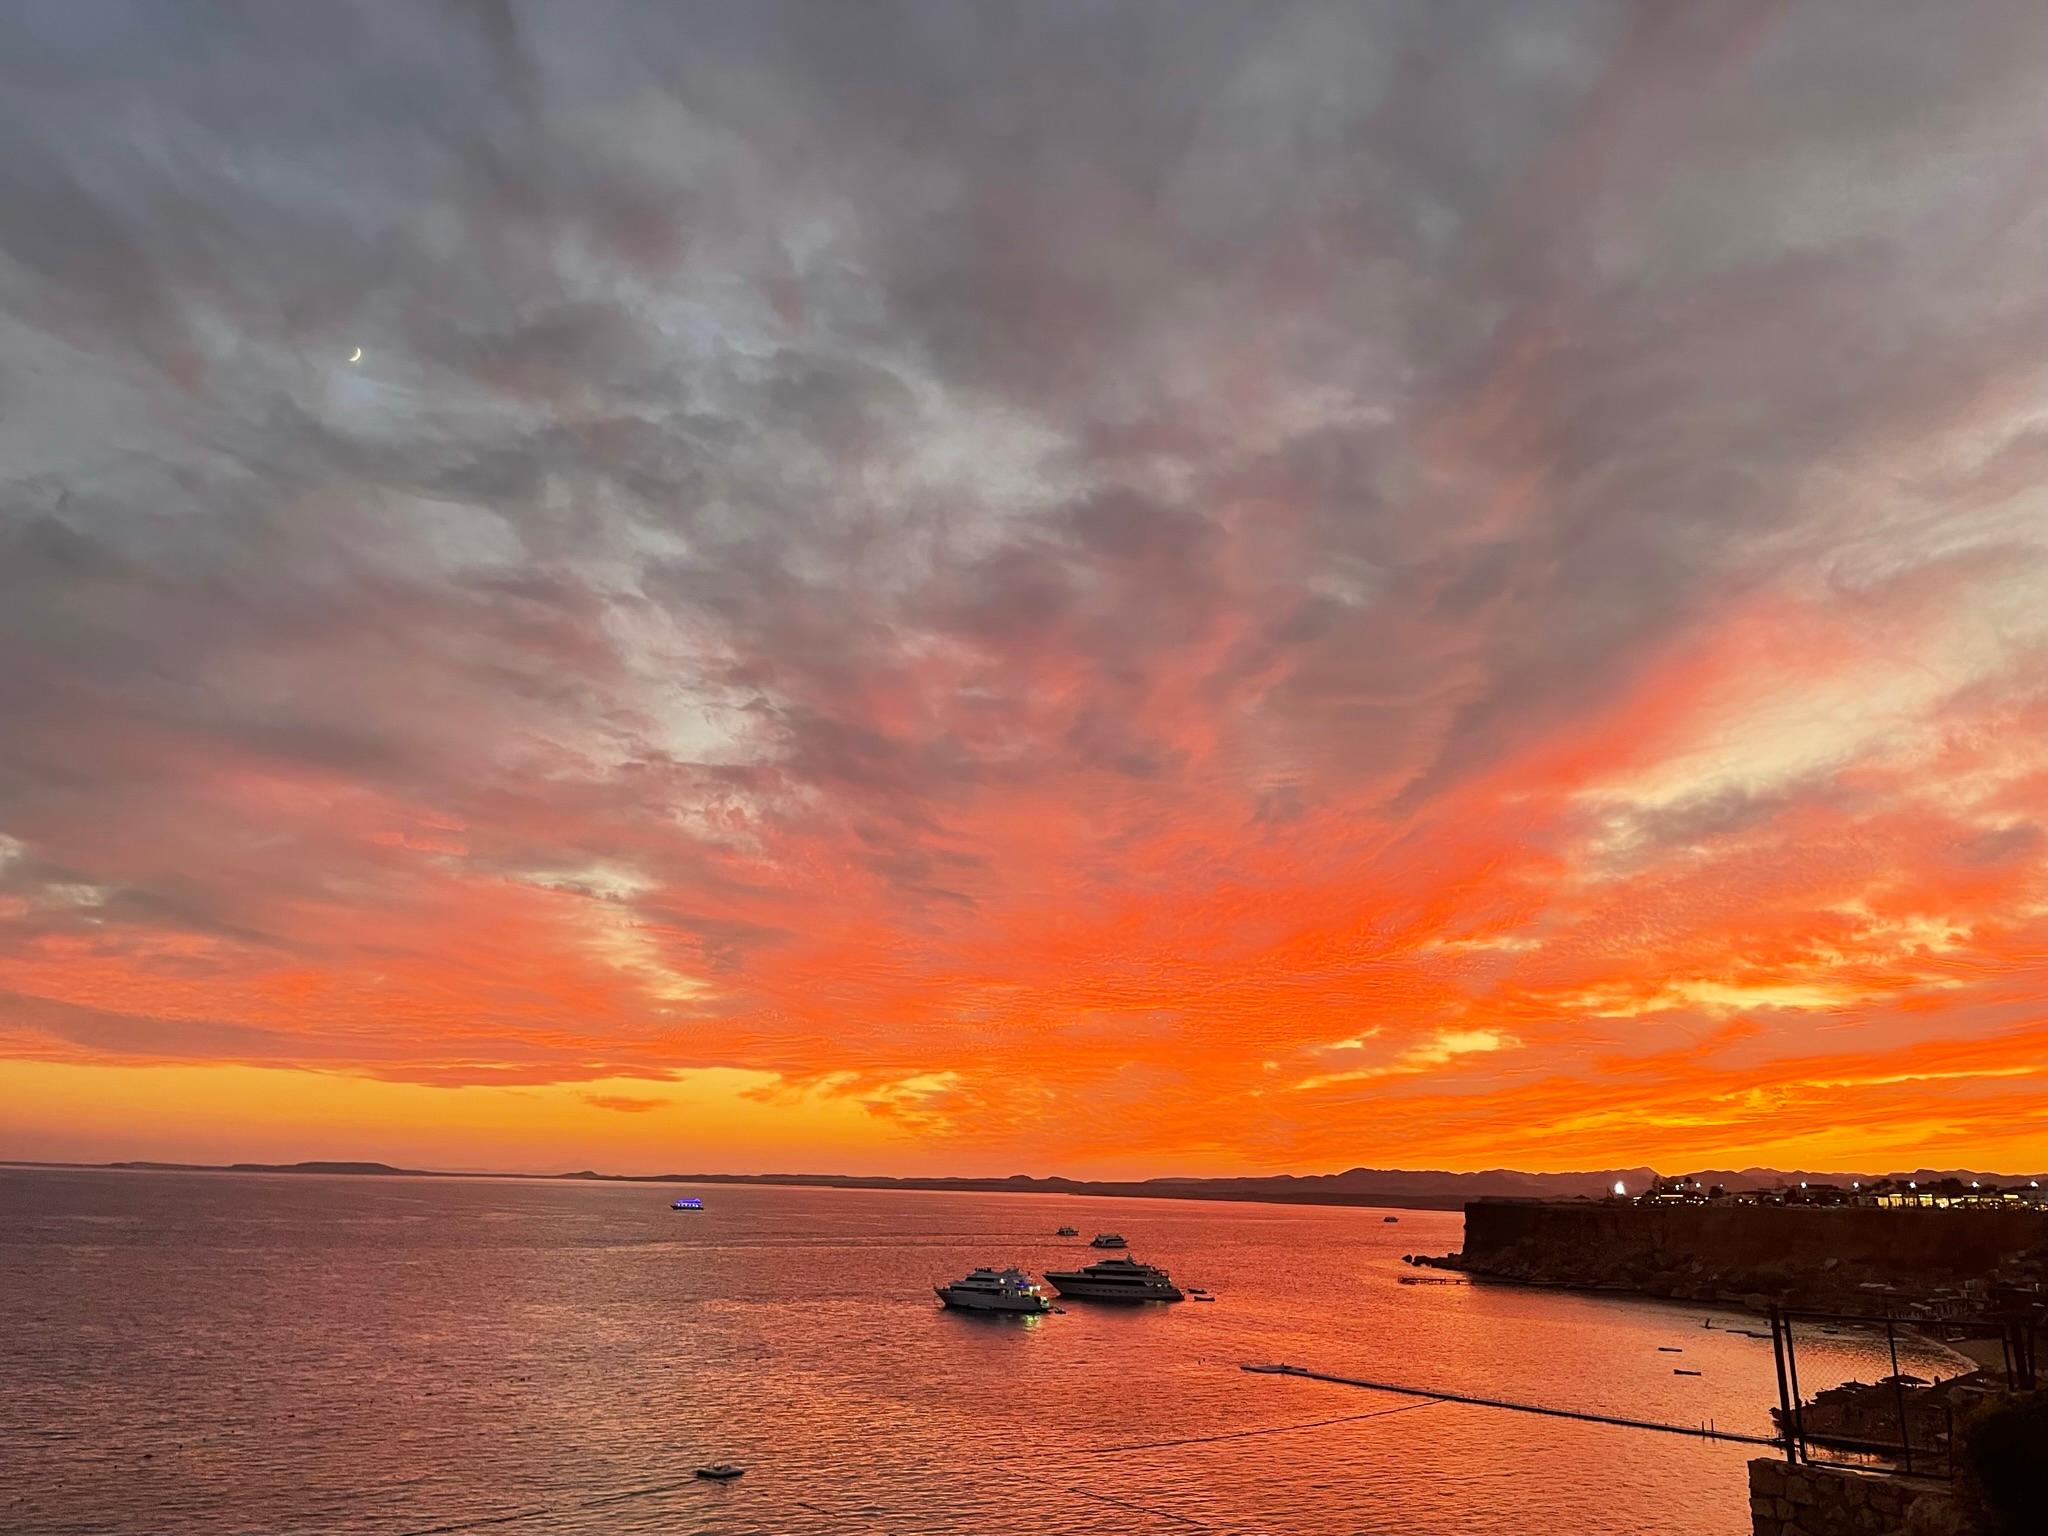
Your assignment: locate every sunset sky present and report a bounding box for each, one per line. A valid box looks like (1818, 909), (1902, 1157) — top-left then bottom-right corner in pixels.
(4, 2), (2047, 1178)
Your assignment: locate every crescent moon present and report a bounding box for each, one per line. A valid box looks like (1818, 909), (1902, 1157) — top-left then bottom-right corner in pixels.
(348, 347), (363, 363)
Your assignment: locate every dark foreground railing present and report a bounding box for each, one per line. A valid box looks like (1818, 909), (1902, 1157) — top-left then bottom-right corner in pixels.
(1768, 1304), (2044, 1483)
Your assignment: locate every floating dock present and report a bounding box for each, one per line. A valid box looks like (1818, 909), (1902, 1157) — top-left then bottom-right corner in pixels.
(1241, 1363), (1780, 1447)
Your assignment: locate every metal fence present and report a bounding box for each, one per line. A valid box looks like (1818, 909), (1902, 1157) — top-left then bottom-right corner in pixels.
(1767, 1305), (2042, 1482)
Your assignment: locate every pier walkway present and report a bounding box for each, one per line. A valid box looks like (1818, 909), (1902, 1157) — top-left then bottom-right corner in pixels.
(1241, 1363), (1784, 1447)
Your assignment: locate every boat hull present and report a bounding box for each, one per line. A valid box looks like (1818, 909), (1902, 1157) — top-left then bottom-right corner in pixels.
(1043, 1274), (1183, 1302)
(935, 1286), (1051, 1313)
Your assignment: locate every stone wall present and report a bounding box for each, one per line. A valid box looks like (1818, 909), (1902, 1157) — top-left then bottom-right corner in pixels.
(1456, 1200), (2047, 1305)
(1748, 1458), (1963, 1536)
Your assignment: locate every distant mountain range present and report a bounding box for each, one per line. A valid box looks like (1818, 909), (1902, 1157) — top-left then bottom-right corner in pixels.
(11, 1158), (2024, 1210)
(555, 1164), (1669, 1209)
(70, 1159), (1646, 1208)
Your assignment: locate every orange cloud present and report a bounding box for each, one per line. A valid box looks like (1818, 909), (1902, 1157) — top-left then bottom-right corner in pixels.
(584, 1094), (669, 1114)
(6, 2), (2048, 1178)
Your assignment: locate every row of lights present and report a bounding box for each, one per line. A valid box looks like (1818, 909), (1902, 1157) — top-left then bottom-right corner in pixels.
(1620, 1178), (2044, 1196)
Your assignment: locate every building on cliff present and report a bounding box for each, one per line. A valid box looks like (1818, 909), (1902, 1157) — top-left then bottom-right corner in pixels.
(1638, 1174), (2048, 1211)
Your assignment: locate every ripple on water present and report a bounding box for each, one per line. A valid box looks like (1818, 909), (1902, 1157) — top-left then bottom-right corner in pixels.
(1, 1170), (1972, 1536)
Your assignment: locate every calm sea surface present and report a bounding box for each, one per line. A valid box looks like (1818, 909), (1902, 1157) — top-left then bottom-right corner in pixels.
(0, 1169), (1967, 1536)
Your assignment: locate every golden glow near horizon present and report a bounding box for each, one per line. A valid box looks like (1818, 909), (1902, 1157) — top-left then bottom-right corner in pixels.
(5, 7), (2048, 1178)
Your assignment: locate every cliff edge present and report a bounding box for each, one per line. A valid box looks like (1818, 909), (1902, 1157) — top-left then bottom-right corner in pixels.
(1444, 1200), (2048, 1310)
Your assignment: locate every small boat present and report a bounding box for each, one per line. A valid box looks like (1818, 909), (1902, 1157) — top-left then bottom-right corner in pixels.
(1383, 1216), (1399, 1223)
(1056, 1226), (1080, 1237)
(695, 1462), (745, 1480)
(1090, 1232), (1128, 1249)
(935, 1266), (1053, 1314)
(1673, 1368), (1702, 1376)
(671, 1197), (704, 1210)
(1658, 1346), (1683, 1353)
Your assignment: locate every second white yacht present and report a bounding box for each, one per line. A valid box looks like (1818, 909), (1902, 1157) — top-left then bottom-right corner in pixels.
(1043, 1255), (1184, 1302)
(935, 1266), (1053, 1314)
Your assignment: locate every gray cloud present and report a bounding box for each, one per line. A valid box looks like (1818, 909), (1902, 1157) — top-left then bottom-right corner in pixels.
(4, 1), (2048, 1091)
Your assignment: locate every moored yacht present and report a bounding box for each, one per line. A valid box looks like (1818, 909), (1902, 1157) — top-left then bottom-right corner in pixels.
(1044, 1255), (1183, 1302)
(935, 1266), (1053, 1314)
(1090, 1232), (1128, 1249)
(1056, 1225), (1080, 1237)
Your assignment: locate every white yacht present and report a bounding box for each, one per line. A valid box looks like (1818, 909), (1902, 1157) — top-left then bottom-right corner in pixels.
(1044, 1255), (1184, 1302)
(1090, 1232), (1128, 1249)
(934, 1266), (1053, 1314)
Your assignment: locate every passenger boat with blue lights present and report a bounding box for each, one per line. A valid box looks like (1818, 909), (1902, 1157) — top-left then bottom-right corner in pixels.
(935, 1266), (1053, 1313)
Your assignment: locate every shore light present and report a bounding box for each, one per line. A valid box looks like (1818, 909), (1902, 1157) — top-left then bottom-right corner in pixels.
(1612, 1181), (1627, 1197)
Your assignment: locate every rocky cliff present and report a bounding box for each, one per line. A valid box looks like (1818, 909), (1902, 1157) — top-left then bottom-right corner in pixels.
(1450, 1200), (2048, 1308)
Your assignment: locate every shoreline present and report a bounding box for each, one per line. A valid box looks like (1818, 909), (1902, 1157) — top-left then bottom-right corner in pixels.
(1, 1159), (1483, 1212)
